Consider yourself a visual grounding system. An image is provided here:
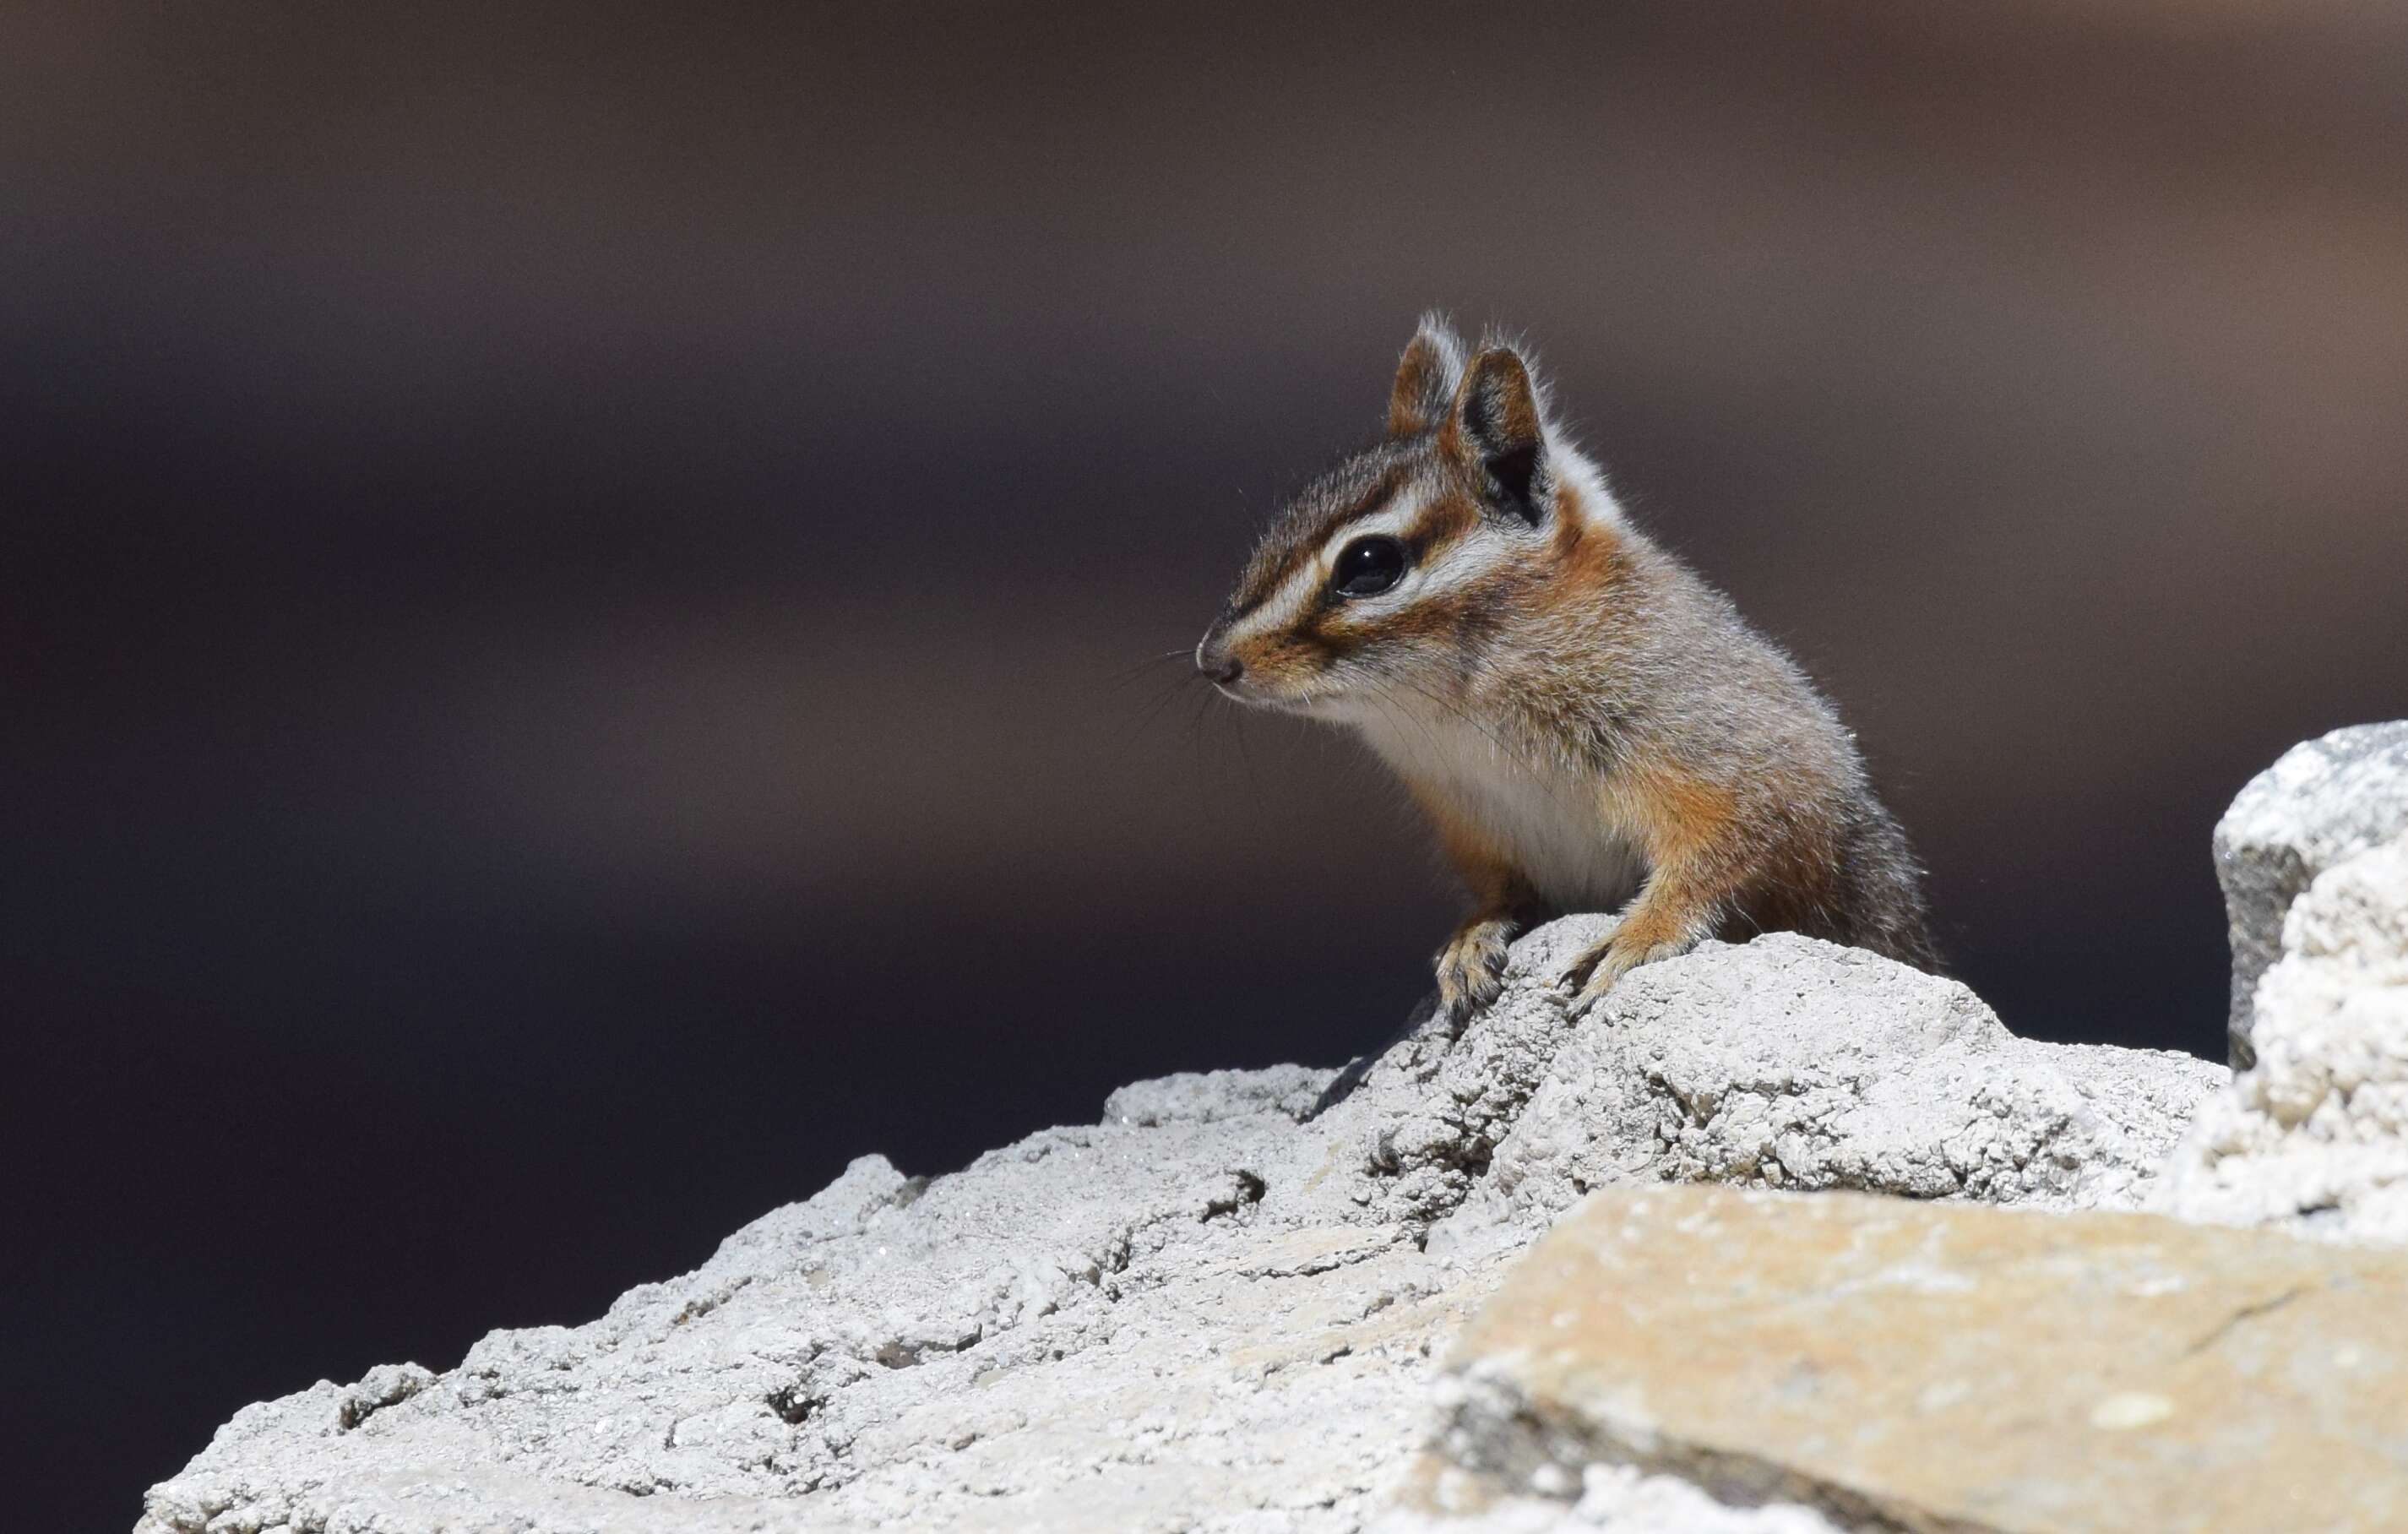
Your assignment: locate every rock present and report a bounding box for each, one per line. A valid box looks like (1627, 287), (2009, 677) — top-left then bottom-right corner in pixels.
(1407, 1184), (2408, 1534)
(1377, 1461), (1845, 1533)
(140, 1126), (1477, 1534)
(138, 930), (2221, 1534)
(2215, 721), (2408, 1068)
(1101, 1062), (1337, 1126)
(1433, 933), (2218, 1245)
(2159, 831), (2408, 1243)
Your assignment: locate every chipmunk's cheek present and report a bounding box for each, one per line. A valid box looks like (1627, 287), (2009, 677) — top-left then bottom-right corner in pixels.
(1209, 630), (1342, 710)
(1238, 650), (1313, 699)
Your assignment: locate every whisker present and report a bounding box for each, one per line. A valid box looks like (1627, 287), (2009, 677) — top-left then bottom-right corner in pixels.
(1228, 700), (1264, 809)
(1120, 669), (1204, 759)
(1181, 683), (1220, 803)
(1105, 650), (1194, 691)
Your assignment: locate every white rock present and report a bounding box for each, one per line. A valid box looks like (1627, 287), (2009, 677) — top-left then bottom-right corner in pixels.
(2214, 721), (2408, 1067)
(2158, 832), (2408, 1243)
(1438, 932), (2217, 1248)
(139, 929), (2221, 1534)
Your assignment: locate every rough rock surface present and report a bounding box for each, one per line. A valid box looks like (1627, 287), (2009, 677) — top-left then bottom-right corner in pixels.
(1432, 930), (2215, 1246)
(2215, 721), (2408, 1068)
(1400, 1184), (2408, 1534)
(2160, 831), (2408, 1243)
(139, 928), (2219, 1534)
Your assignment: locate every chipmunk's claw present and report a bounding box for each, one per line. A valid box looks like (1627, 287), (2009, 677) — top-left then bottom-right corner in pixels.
(1561, 921), (1700, 1020)
(1434, 915), (1517, 1026)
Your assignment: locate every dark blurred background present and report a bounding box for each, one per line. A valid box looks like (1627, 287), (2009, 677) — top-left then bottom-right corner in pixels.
(7, 2), (2405, 1521)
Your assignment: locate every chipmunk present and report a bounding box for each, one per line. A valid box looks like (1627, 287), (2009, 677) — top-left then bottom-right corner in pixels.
(1196, 315), (1938, 1021)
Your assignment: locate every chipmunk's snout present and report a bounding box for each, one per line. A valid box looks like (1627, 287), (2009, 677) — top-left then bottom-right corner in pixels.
(1194, 634), (1243, 688)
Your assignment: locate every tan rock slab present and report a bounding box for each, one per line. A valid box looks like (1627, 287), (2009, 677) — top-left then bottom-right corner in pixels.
(1428, 1185), (2408, 1533)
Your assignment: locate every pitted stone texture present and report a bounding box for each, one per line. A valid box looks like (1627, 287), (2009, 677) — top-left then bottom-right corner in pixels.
(2160, 833), (2408, 1244)
(2215, 721), (2408, 1068)
(1433, 934), (2220, 1247)
(1274, 917), (1617, 1239)
(139, 928), (2218, 1534)
(139, 1130), (1484, 1534)
(1418, 1185), (2408, 1534)
(1102, 1063), (1338, 1127)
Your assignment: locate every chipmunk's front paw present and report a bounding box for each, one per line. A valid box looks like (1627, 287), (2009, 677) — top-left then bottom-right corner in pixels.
(1435, 915), (1518, 1024)
(1562, 917), (1702, 1018)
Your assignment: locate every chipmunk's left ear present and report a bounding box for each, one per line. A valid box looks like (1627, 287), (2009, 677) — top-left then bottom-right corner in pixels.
(1445, 346), (1551, 527)
(1387, 313), (1466, 438)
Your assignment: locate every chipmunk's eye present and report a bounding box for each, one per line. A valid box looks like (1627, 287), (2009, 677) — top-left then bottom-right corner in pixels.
(1331, 535), (1408, 598)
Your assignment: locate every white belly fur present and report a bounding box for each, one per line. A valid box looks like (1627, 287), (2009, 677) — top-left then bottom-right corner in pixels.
(1351, 705), (1644, 911)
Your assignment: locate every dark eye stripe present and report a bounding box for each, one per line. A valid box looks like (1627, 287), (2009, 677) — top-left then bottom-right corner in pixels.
(1232, 467), (1414, 615)
(1222, 589), (1270, 624)
(1329, 467), (1411, 534)
(1405, 491), (1481, 551)
(1309, 476), (1421, 570)
(1313, 490), (1477, 589)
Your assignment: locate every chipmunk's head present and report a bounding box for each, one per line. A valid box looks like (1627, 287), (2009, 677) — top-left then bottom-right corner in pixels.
(1196, 315), (1617, 717)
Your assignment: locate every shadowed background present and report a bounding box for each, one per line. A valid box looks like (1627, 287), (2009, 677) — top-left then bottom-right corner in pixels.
(6, 2), (2405, 1520)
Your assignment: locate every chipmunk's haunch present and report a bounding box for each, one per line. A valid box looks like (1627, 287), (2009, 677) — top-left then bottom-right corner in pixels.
(1197, 315), (1938, 1020)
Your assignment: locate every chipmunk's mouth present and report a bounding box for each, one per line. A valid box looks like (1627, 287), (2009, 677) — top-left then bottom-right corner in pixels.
(1209, 677), (1280, 710)
(1212, 677), (1344, 718)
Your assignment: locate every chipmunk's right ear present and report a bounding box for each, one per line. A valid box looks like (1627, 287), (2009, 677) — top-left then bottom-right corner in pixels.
(1443, 345), (1551, 528)
(1387, 313), (1466, 438)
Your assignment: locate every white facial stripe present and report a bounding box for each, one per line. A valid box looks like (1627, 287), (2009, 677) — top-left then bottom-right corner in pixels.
(1226, 489), (1531, 655)
(1401, 520), (1510, 602)
(1221, 487), (1429, 650)
(1301, 492), (1438, 632)
(1324, 494), (1423, 553)
(1222, 553), (1321, 650)
(1320, 500), (1512, 625)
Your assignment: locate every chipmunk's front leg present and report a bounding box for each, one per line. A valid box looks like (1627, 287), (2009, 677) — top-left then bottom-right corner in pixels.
(1436, 903), (1524, 1022)
(1420, 797), (1541, 1025)
(1563, 867), (1724, 1013)
(1564, 769), (1739, 1015)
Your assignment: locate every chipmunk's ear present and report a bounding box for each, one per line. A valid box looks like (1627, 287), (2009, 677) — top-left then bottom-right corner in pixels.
(1387, 313), (1466, 438)
(1445, 345), (1551, 527)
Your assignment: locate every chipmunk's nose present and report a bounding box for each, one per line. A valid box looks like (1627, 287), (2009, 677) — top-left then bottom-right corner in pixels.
(1195, 636), (1243, 687)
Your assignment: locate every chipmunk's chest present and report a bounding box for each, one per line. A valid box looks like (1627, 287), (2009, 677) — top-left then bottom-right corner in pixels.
(1352, 709), (1644, 911)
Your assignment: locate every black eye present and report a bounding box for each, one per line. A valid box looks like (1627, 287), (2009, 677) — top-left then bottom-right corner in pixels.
(1331, 535), (1408, 598)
